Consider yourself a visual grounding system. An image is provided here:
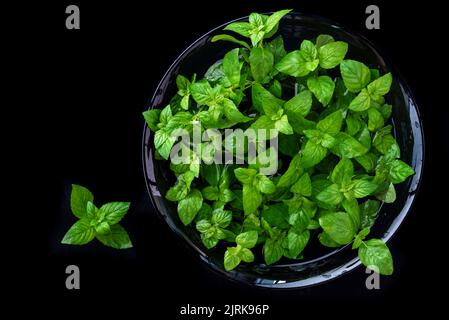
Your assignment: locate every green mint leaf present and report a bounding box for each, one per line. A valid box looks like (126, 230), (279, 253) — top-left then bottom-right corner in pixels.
(318, 231), (340, 247)
(266, 36), (287, 63)
(249, 47), (274, 83)
(275, 114), (293, 135)
(263, 237), (284, 265)
(234, 168), (257, 184)
(307, 75), (335, 106)
(300, 40), (319, 71)
(223, 22), (252, 38)
(236, 230), (258, 248)
(342, 197), (361, 231)
(331, 132), (368, 158)
(331, 158), (354, 186)
(277, 154), (303, 188)
(275, 50), (310, 77)
(359, 199), (381, 229)
(316, 183), (343, 206)
(300, 140), (327, 168)
(95, 221), (111, 235)
(239, 248), (255, 263)
(368, 107), (385, 131)
(290, 173), (312, 196)
(257, 175), (277, 194)
(96, 224), (133, 249)
(143, 109), (161, 132)
(178, 189), (203, 225)
(201, 186), (219, 201)
(318, 41), (348, 69)
(61, 219), (95, 245)
(352, 228), (370, 249)
(224, 247), (241, 271)
(284, 90), (313, 117)
(242, 184), (263, 215)
(154, 129), (176, 160)
(223, 48), (242, 87)
(159, 105), (173, 125)
(211, 34), (251, 50)
(319, 211), (355, 245)
(261, 203), (290, 229)
(376, 182), (396, 203)
(269, 79), (283, 98)
(97, 202), (130, 225)
(389, 160), (414, 183)
(349, 89), (371, 111)
(251, 83), (284, 115)
(286, 229), (310, 258)
(70, 184), (94, 219)
(358, 239), (393, 275)
(350, 180), (378, 198)
(196, 219), (212, 233)
(317, 109), (344, 135)
(190, 81), (214, 105)
(221, 98), (252, 123)
(373, 127), (400, 156)
(315, 34), (335, 49)
(211, 208), (233, 228)
(176, 74), (190, 91)
(367, 73), (392, 98)
(166, 171), (195, 202)
(340, 59), (371, 92)
(264, 9), (291, 34)
(355, 153), (377, 172)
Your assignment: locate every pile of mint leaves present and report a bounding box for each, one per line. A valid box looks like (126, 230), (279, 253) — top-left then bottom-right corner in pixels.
(143, 9), (414, 275)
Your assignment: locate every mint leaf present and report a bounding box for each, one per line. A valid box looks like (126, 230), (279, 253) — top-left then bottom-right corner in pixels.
(223, 22), (252, 37)
(317, 110), (343, 135)
(178, 189), (203, 225)
(389, 160), (414, 183)
(264, 9), (291, 34)
(359, 199), (381, 229)
(318, 41), (348, 69)
(358, 239), (393, 275)
(300, 140), (327, 168)
(275, 51), (309, 77)
(286, 229), (310, 258)
(224, 247), (241, 271)
(99, 202), (131, 225)
(236, 230), (258, 248)
(211, 34), (251, 50)
(61, 219), (95, 245)
(331, 132), (368, 158)
(340, 60), (371, 92)
(70, 184), (94, 219)
(284, 90), (312, 117)
(316, 183), (343, 206)
(96, 224), (133, 249)
(319, 211), (355, 245)
(367, 73), (392, 99)
(143, 109), (161, 132)
(290, 173), (312, 196)
(264, 237), (284, 265)
(307, 75), (335, 106)
(349, 89), (371, 111)
(249, 47), (274, 83)
(223, 48), (242, 87)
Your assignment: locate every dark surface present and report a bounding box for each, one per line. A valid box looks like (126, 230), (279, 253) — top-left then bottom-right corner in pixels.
(17, 0), (448, 316)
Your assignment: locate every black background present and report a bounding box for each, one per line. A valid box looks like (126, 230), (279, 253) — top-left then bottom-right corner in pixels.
(15, 0), (449, 316)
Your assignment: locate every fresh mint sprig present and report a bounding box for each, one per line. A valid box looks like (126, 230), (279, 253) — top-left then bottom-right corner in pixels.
(61, 184), (133, 249)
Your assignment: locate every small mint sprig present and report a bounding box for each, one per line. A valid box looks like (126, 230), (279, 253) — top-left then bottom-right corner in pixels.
(61, 184), (133, 249)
